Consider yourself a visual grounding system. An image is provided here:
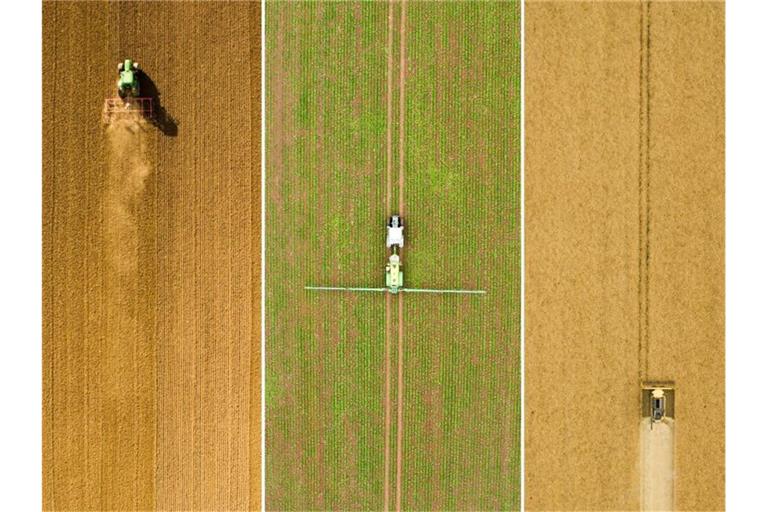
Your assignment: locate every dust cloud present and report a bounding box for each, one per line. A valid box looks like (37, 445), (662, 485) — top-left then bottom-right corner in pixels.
(640, 418), (675, 511)
(104, 112), (152, 278)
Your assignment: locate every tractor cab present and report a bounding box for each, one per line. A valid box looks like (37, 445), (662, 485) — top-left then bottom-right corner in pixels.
(651, 388), (666, 423)
(117, 59), (140, 98)
(387, 215), (404, 248)
(385, 253), (404, 293)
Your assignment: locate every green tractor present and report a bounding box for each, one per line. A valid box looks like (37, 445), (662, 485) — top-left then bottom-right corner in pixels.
(103, 58), (153, 122)
(117, 59), (140, 100)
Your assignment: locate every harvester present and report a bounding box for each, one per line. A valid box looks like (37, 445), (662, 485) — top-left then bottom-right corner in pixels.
(103, 59), (153, 122)
(641, 382), (675, 429)
(650, 389), (666, 423)
(306, 215), (485, 296)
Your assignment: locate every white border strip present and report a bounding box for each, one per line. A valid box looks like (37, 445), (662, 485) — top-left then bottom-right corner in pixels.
(726, 1), (768, 509)
(0, 1), (42, 509)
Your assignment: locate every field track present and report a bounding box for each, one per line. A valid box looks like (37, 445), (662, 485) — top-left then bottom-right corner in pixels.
(42, 2), (261, 510)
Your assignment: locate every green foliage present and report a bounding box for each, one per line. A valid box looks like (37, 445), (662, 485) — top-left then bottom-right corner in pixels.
(266, 2), (521, 510)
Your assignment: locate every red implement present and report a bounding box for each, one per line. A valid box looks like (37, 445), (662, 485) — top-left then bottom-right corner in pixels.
(102, 97), (153, 123)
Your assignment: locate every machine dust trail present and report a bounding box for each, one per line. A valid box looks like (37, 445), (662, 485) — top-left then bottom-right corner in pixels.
(104, 113), (152, 281)
(640, 419), (675, 511)
(100, 110), (154, 508)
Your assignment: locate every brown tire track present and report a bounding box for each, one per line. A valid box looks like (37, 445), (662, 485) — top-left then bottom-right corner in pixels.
(384, 293), (393, 511)
(395, 292), (405, 512)
(398, 0), (407, 217)
(386, 0), (394, 217)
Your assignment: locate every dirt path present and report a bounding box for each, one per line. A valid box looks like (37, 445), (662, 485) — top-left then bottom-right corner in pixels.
(640, 419), (675, 511)
(396, 292), (405, 512)
(384, 294), (393, 511)
(398, 0), (407, 215)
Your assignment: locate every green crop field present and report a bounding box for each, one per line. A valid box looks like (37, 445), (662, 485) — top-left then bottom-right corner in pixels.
(266, 1), (520, 510)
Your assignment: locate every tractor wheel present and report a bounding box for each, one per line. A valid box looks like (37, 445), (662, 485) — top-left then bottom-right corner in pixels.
(117, 62), (124, 72)
(133, 62), (139, 70)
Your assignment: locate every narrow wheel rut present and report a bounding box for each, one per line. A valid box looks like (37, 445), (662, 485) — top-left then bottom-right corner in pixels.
(385, 2), (408, 511)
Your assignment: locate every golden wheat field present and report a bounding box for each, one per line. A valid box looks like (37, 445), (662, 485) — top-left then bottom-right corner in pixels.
(42, 2), (261, 509)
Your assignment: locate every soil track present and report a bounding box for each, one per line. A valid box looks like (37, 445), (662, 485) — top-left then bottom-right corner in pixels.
(42, 2), (261, 510)
(640, 419), (675, 511)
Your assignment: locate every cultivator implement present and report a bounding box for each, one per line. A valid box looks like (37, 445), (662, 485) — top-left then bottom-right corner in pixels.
(102, 97), (153, 123)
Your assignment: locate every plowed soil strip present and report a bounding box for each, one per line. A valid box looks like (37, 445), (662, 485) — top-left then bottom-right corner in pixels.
(395, 292), (405, 511)
(386, 0), (394, 217)
(384, 293), (393, 511)
(398, 0), (407, 216)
